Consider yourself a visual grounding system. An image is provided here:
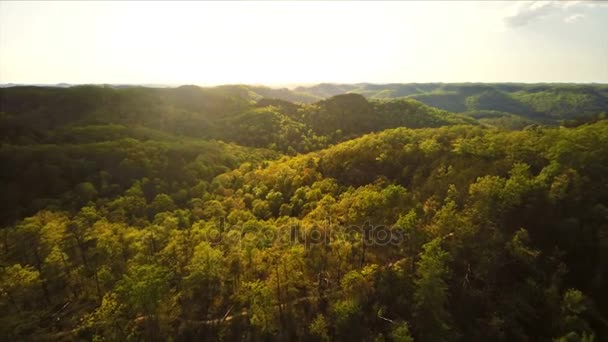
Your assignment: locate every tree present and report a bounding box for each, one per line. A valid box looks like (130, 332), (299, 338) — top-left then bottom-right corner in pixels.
(309, 314), (330, 341)
(148, 194), (176, 216)
(266, 191), (284, 217)
(115, 264), (171, 340)
(413, 238), (454, 341)
(332, 298), (361, 339)
(0, 263), (42, 310)
(391, 322), (414, 342)
(74, 182), (98, 205)
(84, 292), (130, 341)
(395, 209), (426, 267)
(11, 210), (71, 303)
(183, 241), (223, 317)
(252, 199), (271, 220)
(201, 199), (226, 220)
(243, 280), (278, 335)
(555, 289), (595, 341)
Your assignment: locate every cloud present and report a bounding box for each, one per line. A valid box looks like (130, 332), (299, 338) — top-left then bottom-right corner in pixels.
(564, 13), (585, 23)
(503, 0), (605, 28)
(504, 1), (561, 27)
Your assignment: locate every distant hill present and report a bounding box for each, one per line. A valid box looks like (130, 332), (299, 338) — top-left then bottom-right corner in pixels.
(3, 82), (605, 136)
(268, 83), (608, 126)
(5, 82), (605, 125)
(0, 85), (474, 152)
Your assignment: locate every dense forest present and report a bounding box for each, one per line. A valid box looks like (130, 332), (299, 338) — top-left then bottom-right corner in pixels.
(279, 83), (608, 129)
(0, 84), (607, 341)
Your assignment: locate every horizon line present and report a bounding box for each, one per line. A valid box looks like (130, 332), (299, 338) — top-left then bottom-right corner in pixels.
(2, 81), (608, 89)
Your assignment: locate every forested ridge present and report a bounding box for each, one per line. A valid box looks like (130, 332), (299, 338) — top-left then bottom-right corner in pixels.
(286, 83), (608, 129)
(0, 84), (607, 341)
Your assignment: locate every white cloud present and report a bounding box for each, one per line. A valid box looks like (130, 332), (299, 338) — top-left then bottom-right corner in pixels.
(565, 13), (585, 23)
(504, 1), (561, 27)
(503, 0), (605, 28)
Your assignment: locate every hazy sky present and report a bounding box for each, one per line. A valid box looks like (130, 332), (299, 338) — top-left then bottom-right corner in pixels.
(1, 1), (607, 85)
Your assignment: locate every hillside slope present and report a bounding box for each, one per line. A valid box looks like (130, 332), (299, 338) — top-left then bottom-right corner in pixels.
(0, 85), (475, 151)
(275, 83), (608, 127)
(1, 120), (607, 340)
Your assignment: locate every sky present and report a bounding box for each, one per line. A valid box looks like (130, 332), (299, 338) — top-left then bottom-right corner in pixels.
(1, 1), (607, 86)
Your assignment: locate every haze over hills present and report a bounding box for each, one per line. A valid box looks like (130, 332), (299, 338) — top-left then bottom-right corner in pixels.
(252, 83), (608, 126)
(3, 82), (606, 125)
